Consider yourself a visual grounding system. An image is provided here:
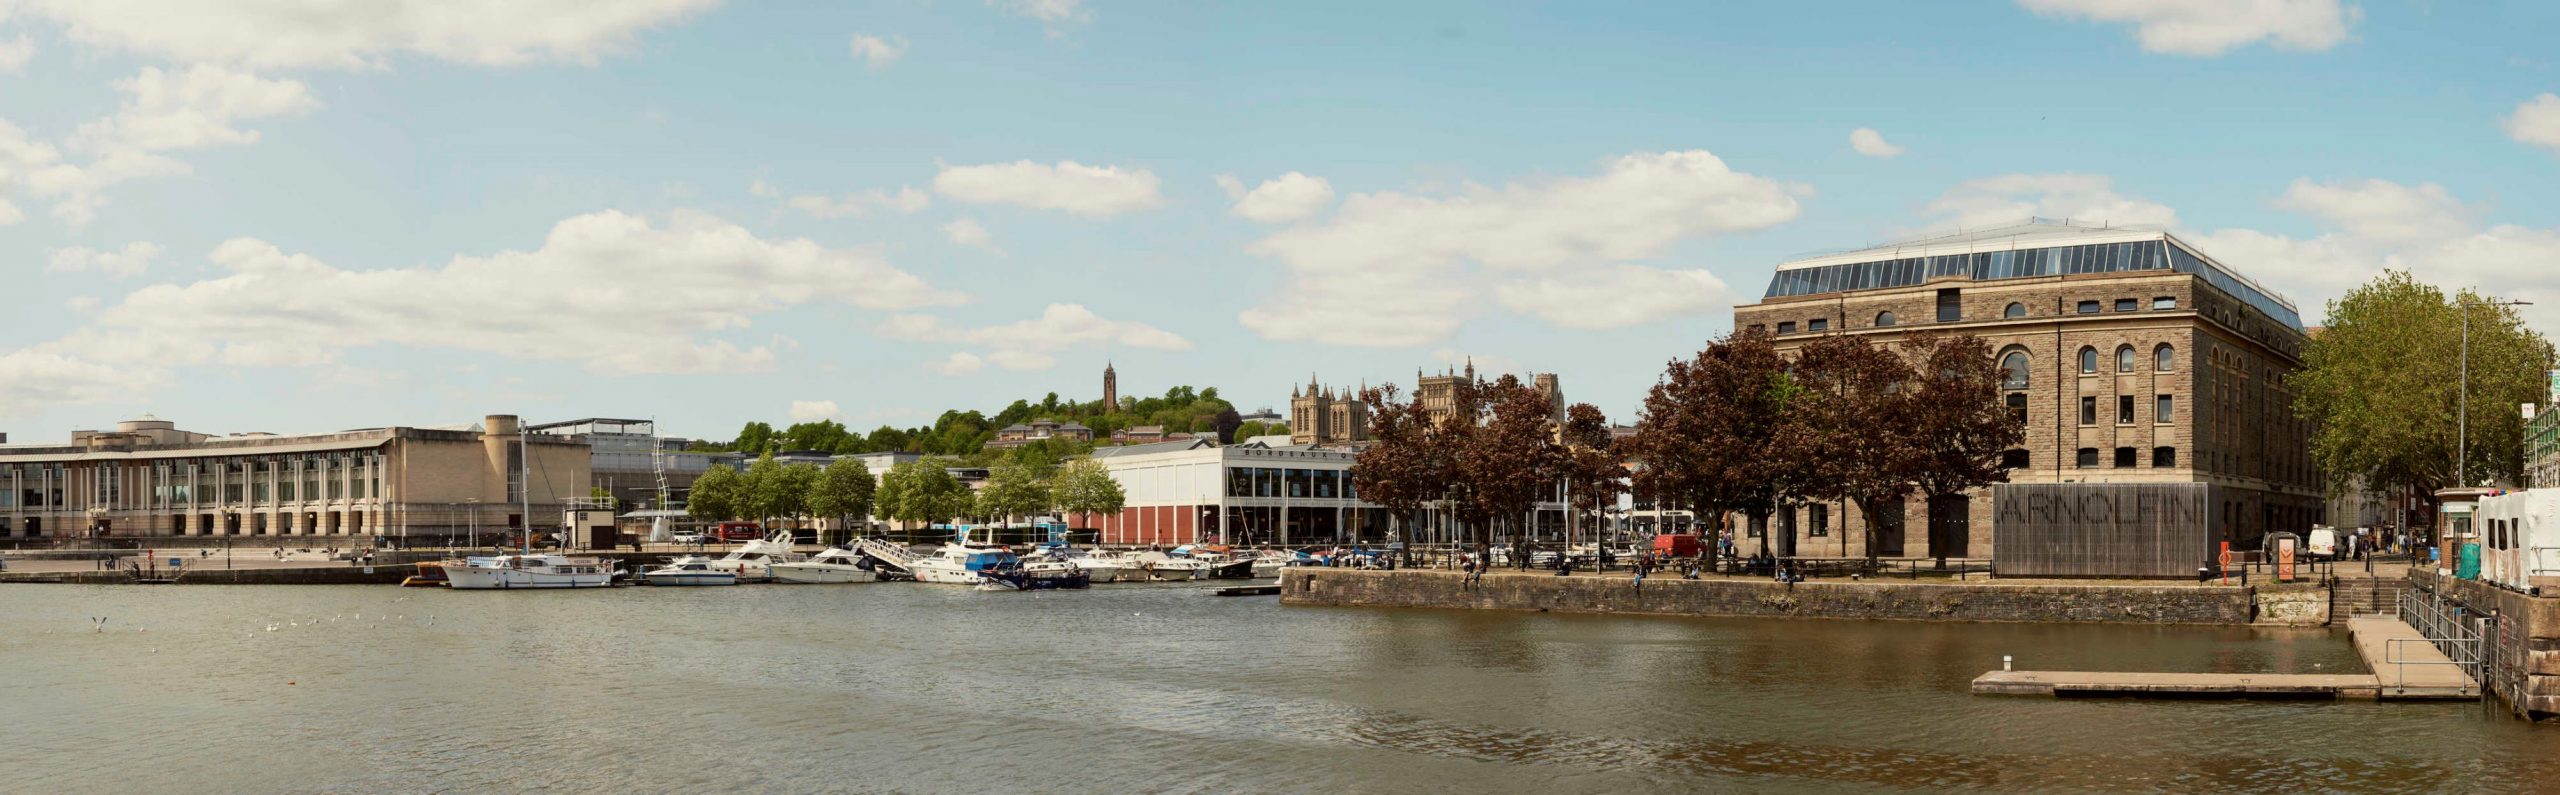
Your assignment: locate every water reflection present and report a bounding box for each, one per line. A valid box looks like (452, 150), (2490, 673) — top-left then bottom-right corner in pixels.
(0, 584), (2546, 793)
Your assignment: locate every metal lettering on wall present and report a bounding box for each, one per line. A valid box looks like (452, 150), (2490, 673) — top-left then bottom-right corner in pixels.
(1991, 484), (2219, 579)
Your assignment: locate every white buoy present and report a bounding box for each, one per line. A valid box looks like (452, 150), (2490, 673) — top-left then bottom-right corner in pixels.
(2003, 655), (2013, 672)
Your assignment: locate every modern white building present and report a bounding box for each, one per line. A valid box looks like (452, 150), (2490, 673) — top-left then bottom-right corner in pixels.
(1078, 439), (1385, 546)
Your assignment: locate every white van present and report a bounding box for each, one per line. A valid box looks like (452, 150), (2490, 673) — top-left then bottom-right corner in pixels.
(2306, 526), (2338, 560)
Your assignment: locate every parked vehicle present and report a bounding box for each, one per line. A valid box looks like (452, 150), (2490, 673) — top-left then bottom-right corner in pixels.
(712, 522), (765, 542)
(2305, 526), (2338, 559)
(670, 531), (709, 545)
(1651, 533), (1704, 560)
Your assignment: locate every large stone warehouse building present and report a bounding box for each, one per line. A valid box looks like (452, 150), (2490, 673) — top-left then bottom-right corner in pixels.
(1732, 220), (2323, 563)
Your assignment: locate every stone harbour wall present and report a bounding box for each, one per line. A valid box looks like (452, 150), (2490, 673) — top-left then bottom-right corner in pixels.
(1281, 569), (2256, 625)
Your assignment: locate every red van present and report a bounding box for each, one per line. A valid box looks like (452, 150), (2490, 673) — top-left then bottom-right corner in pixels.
(712, 522), (766, 542)
(1651, 533), (1703, 559)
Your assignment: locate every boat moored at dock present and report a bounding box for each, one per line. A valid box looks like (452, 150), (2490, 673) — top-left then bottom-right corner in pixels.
(772, 547), (875, 584)
(643, 561), (739, 586)
(444, 554), (617, 590)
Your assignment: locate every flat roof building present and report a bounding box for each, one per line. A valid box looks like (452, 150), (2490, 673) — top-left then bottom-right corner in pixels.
(0, 413), (590, 546)
(1733, 220), (2323, 564)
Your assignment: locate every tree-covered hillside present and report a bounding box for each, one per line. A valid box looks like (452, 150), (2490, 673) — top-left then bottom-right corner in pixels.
(692, 385), (1245, 463)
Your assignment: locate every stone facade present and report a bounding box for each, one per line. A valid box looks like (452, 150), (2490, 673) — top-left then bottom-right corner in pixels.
(1731, 224), (2323, 563)
(1281, 568), (2257, 625)
(1289, 376), (1372, 445)
(0, 413), (591, 544)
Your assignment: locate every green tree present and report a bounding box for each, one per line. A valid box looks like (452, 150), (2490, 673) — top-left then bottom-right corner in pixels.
(732, 421), (777, 454)
(686, 464), (744, 522)
(808, 458), (877, 534)
(977, 457), (1055, 524)
(878, 459), (973, 528)
(2297, 270), (2557, 508)
(1049, 459), (1126, 524)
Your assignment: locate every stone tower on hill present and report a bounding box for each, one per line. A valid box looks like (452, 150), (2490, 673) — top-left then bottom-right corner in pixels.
(1102, 361), (1118, 413)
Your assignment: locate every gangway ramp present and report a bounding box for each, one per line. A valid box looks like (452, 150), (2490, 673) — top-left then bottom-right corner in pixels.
(854, 537), (922, 577)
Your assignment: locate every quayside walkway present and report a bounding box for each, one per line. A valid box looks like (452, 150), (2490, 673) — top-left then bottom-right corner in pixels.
(1974, 615), (2477, 701)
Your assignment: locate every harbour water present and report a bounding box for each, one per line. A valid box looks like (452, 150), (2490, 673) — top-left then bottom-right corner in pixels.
(5, 583), (2552, 793)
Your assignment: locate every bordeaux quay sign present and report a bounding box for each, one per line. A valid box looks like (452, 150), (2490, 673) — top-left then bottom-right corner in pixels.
(1992, 483), (2220, 579)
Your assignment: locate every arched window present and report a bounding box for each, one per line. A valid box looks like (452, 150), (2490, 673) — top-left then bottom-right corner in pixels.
(2116, 345), (2135, 373)
(2078, 346), (2097, 374)
(2004, 302), (2026, 319)
(2154, 344), (2174, 372)
(1874, 311), (1895, 327)
(2000, 350), (2031, 390)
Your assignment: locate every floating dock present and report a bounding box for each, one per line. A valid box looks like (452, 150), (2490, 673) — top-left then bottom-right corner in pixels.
(1214, 584), (1281, 597)
(1974, 615), (2478, 701)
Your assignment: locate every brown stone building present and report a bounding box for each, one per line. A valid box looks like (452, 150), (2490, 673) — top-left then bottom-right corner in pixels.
(1414, 362), (1564, 427)
(988, 418), (1095, 448)
(1731, 221), (2322, 561)
(0, 413), (591, 546)
(1290, 376), (1373, 445)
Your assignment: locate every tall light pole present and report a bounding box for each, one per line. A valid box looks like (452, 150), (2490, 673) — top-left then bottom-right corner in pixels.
(2460, 296), (2532, 487)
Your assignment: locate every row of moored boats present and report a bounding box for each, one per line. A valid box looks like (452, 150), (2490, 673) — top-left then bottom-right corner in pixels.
(434, 532), (1300, 591)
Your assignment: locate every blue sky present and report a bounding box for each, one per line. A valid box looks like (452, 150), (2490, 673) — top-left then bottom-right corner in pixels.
(7, 0), (2560, 442)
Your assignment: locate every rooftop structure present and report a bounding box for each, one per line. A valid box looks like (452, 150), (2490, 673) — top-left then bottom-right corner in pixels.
(1765, 220), (2302, 331)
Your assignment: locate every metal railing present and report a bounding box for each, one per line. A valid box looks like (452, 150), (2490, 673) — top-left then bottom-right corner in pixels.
(2398, 585), (2494, 687)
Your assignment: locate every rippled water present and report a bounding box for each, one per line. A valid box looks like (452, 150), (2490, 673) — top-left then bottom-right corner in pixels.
(2, 582), (2548, 793)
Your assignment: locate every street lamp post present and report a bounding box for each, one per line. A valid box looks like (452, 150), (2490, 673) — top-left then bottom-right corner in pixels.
(2459, 297), (2533, 487)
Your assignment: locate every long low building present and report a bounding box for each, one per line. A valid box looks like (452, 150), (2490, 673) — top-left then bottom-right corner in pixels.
(1075, 439), (1387, 546)
(0, 413), (589, 546)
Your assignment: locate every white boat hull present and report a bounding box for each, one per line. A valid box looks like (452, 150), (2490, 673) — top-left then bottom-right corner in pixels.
(645, 571), (737, 586)
(910, 561), (984, 584)
(771, 564), (872, 584)
(1139, 564), (1199, 582)
(446, 567), (614, 590)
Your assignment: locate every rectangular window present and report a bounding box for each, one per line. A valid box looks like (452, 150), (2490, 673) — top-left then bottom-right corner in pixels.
(2157, 394), (2175, 423)
(1807, 318), (1828, 332)
(2153, 296), (2177, 310)
(2115, 447), (2137, 468)
(2077, 300), (2100, 314)
(1810, 504), (1829, 537)
(1747, 514), (1766, 539)
(2118, 395), (2135, 425)
(1778, 508), (1796, 538)
(1777, 321), (1797, 334)
(1936, 288), (1962, 322)
(2080, 396), (2096, 426)
(2115, 298), (2138, 312)
(2154, 447), (2177, 467)
(2076, 448), (2099, 468)
(2007, 393), (2027, 426)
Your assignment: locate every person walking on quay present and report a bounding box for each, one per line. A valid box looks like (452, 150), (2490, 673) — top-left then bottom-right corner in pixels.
(1633, 554), (1652, 591)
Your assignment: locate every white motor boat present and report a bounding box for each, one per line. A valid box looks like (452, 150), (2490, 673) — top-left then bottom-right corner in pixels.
(643, 560), (738, 586)
(1129, 550), (1206, 582)
(771, 547), (874, 584)
(1027, 545), (1137, 583)
(444, 554), (616, 590)
(666, 533), (803, 583)
(1246, 549), (1291, 579)
(909, 543), (1020, 585)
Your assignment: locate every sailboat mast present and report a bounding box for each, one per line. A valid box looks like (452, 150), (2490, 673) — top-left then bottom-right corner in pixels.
(520, 425), (531, 555)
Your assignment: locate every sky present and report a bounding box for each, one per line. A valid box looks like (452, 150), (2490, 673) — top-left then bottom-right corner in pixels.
(7, 0), (2560, 443)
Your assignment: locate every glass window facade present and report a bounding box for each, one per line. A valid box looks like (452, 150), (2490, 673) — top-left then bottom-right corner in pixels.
(1760, 238), (2301, 331)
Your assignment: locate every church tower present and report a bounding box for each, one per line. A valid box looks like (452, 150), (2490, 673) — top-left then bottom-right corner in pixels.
(1102, 361), (1118, 413)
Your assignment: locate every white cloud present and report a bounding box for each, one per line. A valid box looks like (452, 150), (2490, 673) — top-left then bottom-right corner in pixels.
(1923, 173), (2179, 231)
(1217, 171), (1335, 223)
(2018, 0), (2360, 56)
(777, 186), (930, 219)
(64, 296), (100, 312)
(932, 351), (985, 375)
(0, 209), (967, 416)
(848, 33), (907, 69)
(2507, 94), (2560, 156)
(3, 65), (317, 227)
(1848, 127), (1905, 158)
(990, 0), (1091, 36)
(1238, 149), (1804, 346)
(934, 159), (1162, 218)
(941, 217), (999, 253)
(47, 241), (161, 278)
(0, 349), (149, 416)
(884, 303), (1190, 373)
(5, 0), (717, 69)
(0, 35), (34, 73)
(787, 399), (841, 422)
(1492, 266), (1733, 330)
(2270, 178), (2470, 244)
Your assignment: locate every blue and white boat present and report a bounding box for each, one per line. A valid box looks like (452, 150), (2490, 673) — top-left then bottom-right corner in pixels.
(908, 527), (1020, 585)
